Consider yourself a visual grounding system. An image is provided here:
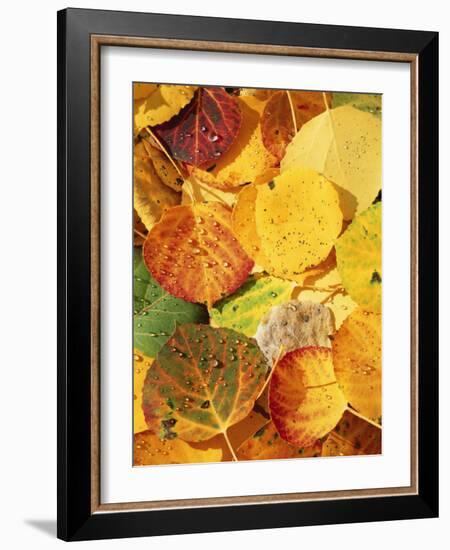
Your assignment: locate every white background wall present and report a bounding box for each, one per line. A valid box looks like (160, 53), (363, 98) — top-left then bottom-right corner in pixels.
(0, 0), (447, 547)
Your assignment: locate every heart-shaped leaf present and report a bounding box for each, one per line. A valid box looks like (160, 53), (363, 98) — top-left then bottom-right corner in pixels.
(322, 409), (381, 456)
(210, 275), (294, 337)
(332, 308), (381, 421)
(134, 430), (222, 465)
(153, 87), (242, 168)
(336, 203), (381, 312)
(134, 84), (196, 133)
(192, 96), (278, 189)
(237, 421), (322, 461)
(261, 90), (330, 161)
(142, 324), (269, 442)
(254, 168), (343, 278)
(281, 105), (381, 220)
(143, 202), (254, 306)
(269, 346), (347, 447)
(255, 300), (333, 365)
(134, 248), (209, 357)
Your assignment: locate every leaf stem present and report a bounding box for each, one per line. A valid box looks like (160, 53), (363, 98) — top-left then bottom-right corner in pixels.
(346, 407), (382, 429)
(322, 91), (330, 111)
(286, 90), (298, 133)
(144, 127), (186, 181)
(134, 228), (148, 240)
(223, 430), (238, 461)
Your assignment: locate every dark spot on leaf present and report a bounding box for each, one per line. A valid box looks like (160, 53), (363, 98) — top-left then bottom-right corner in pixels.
(370, 270), (382, 284)
(268, 180), (275, 190)
(254, 426), (266, 438)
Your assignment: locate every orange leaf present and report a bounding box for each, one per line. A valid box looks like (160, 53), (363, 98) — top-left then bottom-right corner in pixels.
(322, 409), (381, 457)
(269, 347), (347, 447)
(261, 90), (330, 161)
(237, 421), (322, 461)
(143, 202), (253, 306)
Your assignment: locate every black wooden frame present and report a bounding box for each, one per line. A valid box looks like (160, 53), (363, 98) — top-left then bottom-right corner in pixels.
(57, 8), (438, 541)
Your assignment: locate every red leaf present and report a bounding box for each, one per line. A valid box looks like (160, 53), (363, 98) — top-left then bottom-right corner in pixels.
(153, 87), (242, 167)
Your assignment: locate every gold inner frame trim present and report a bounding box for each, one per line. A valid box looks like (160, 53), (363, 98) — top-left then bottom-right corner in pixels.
(90, 34), (419, 514)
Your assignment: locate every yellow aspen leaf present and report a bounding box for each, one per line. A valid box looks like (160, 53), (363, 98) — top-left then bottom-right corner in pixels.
(256, 300), (333, 364)
(134, 351), (153, 434)
(134, 430), (222, 465)
(281, 105), (381, 220)
(322, 410), (381, 457)
(332, 308), (381, 421)
(134, 83), (158, 101)
(141, 139), (184, 191)
(237, 421), (322, 461)
(232, 184), (270, 266)
(255, 168), (343, 278)
(261, 90), (330, 161)
(269, 347), (347, 447)
(336, 203), (381, 312)
(192, 96), (278, 190)
(143, 202), (253, 307)
(181, 177), (240, 207)
(134, 84), (196, 133)
(133, 142), (180, 231)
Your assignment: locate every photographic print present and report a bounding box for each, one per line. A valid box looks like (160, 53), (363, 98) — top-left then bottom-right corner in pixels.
(132, 84), (382, 466)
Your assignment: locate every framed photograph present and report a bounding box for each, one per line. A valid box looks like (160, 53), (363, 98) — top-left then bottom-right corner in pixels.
(57, 8), (438, 541)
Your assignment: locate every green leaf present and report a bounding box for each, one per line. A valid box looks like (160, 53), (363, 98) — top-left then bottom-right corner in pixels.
(142, 324), (269, 442)
(210, 275), (293, 337)
(332, 92), (381, 117)
(134, 248), (209, 357)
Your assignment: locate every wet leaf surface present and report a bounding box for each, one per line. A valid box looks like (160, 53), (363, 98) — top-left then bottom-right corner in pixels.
(142, 324), (269, 442)
(143, 202), (254, 306)
(153, 87), (242, 168)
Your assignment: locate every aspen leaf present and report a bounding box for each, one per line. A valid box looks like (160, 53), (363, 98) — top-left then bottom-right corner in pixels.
(255, 300), (333, 365)
(332, 92), (382, 118)
(255, 168), (343, 277)
(134, 142), (180, 231)
(143, 202), (254, 307)
(281, 105), (381, 220)
(232, 184), (270, 266)
(134, 247), (208, 357)
(192, 96), (278, 189)
(261, 90), (330, 161)
(269, 347), (347, 447)
(153, 87), (242, 167)
(181, 177), (240, 207)
(142, 324), (269, 442)
(134, 430), (222, 465)
(237, 421), (322, 461)
(134, 350), (153, 434)
(141, 138), (184, 191)
(322, 409), (381, 457)
(336, 203), (381, 312)
(210, 275), (294, 337)
(332, 308), (381, 421)
(134, 84), (196, 133)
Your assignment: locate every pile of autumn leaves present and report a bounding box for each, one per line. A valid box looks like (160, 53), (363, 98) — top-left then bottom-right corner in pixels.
(133, 84), (382, 465)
